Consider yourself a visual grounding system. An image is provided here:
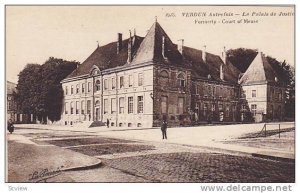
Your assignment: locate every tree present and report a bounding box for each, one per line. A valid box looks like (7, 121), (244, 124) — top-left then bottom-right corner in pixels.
(16, 57), (78, 123)
(227, 48), (257, 72)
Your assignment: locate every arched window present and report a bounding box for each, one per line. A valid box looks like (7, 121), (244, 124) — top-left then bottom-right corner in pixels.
(95, 100), (100, 106)
(95, 80), (100, 91)
(71, 85), (74, 94)
(159, 70), (169, 86)
(178, 73), (185, 87)
(160, 70), (169, 78)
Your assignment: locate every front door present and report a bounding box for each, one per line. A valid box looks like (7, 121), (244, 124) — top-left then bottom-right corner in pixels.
(96, 108), (100, 121)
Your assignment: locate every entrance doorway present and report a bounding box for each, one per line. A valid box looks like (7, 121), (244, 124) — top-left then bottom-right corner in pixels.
(95, 108), (100, 121)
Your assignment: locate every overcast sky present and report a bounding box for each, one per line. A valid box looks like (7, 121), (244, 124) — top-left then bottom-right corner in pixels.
(6, 5), (294, 83)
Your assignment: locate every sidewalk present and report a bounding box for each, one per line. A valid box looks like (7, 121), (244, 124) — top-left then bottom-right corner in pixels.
(14, 122), (295, 161)
(7, 133), (102, 182)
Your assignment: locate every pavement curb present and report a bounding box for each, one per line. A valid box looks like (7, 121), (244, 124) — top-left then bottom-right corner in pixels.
(251, 153), (295, 163)
(62, 160), (103, 171)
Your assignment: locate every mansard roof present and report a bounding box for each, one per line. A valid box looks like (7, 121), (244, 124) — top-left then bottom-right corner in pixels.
(66, 35), (144, 79)
(239, 52), (284, 85)
(182, 47), (240, 83)
(64, 21), (241, 83)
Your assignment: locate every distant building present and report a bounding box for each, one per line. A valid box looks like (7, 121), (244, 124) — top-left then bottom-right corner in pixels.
(7, 81), (17, 122)
(60, 21), (287, 127)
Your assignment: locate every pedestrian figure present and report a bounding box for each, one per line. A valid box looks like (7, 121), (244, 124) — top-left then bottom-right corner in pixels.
(107, 119), (110, 128)
(7, 119), (14, 134)
(88, 114), (91, 121)
(161, 119), (168, 139)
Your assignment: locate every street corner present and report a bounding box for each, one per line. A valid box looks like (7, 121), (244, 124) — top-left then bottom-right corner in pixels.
(7, 135), (103, 182)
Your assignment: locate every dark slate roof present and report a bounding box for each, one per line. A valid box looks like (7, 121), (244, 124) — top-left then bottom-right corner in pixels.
(182, 47), (241, 83)
(66, 35), (144, 78)
(65, 21), (240, 83)
(130, 22), (183, 66)
(239, 52), (282, 85)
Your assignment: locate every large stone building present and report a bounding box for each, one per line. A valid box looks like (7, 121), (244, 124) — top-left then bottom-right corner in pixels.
(60, 21), (286, 128)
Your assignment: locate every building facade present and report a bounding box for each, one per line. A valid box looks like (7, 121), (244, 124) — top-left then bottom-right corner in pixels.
(60, 21), (286, 128)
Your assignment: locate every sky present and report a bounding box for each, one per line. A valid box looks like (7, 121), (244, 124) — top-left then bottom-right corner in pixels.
(6, 5), (294, 83)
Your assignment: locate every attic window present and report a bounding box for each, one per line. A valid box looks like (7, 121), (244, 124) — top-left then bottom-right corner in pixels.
(93, 69), (100, 76)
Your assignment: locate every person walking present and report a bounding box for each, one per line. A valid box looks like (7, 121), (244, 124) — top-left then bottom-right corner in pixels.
(7, 119), (14, 134)
(161, 119), (168, 140)
(106, 118), (110, 128)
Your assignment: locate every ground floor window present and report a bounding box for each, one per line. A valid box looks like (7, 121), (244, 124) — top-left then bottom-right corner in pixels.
(251, 104), (257, 116)
(137, 96), (143, 113)
(128, 97), (133, 114)
(161, 96), (168, 114)
(178, 97), (184, 114)
(119, 97), (124, 114)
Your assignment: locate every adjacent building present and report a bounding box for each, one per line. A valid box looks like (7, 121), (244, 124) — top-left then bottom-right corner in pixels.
(60, 21), (286, 128)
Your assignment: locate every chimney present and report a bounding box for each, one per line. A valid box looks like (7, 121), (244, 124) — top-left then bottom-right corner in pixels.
(117, 33), (122, 54)
(178, 39), (184, 55)
(202, 45), (206, 63)
(222, 46), (227, 64)
(220, 63), (224, 81)
(127, 30), (132, 63)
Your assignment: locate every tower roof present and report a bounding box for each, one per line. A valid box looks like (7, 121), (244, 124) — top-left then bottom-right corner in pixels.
(239, 52), (280, 85)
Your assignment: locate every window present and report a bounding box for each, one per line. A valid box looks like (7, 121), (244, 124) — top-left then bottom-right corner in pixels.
(81, 101), (85, 114)
(70, 102), (74, 114)
(82, 83), (85, 93)
(128, 97), (133, 114)
(251, 104), (257, 115)
(242, 104), (247, 111)
(178, 73), (185, 87)
(160, 70), (169, 78)
(104, 79), (108, 90)
(88, 82), (91, 92)
(218, 104), (223, 111)
(252, 90), (256, 98)
(178, 97), (184, 114)
(226, 105), (230, 117)
(270, 87), (274, 100)
(111, 98), (116, 114)
(95, 80), (100, 91)
(138, 73), (143, 86)
(65, 102), (68, 114)
(65, 86), (68, 95)
(212, 104), (215, 112)
(120, 76), (124, 88)
(203, 103), (208, 116)
(129, 75), (133, 87)
(161, 96), (168, 114)
(71, 85), (74, 94)
(119, 97), (124, 114)
(76, 84), (79, 94)
(195, 84), (199, 95)
(87, 100), (91, 114)
(137, 96), (143, 113)
(104, 99), (108, 114)
(76, 101), (79, 114)
(112, 78), (116, 89)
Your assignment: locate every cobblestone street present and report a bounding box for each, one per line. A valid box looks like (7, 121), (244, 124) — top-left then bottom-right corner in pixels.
(17, 129), (295, 183)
